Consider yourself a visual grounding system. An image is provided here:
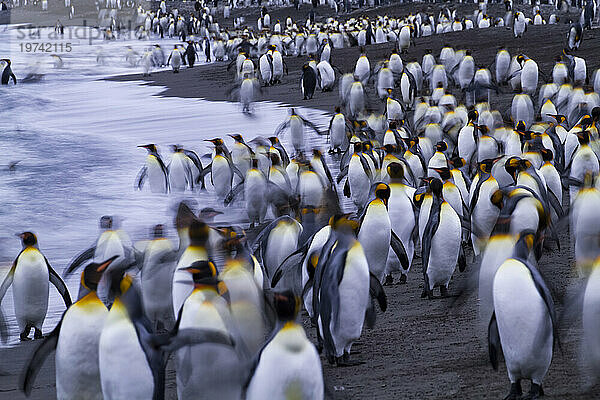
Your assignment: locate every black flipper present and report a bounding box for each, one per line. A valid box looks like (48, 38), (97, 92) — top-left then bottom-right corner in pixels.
(421, 197), (443, 289)
(343, 178), (350, 197)
(224, 181), (245, 206)
(157, 328), (235, 353)
(390, 230), (410, 271)
(64, 246), (96, 275)
(0, 262), (16, 302)
(20, 317), (63, 396)
(369, 272), (387, 312)
(136, 166), (148, 190)
(488, 312), (501, 371)
(45, 258), (72, 308)
(458, 244), (467, 272)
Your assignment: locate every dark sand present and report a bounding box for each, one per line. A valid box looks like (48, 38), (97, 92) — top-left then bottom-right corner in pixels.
(3, 2), (600, 400)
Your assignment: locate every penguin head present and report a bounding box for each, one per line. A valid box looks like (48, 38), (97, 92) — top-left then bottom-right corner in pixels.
(435, 141), (447, 152)
(100, 215), (113, 230)
(269, 152), (281, 166)
(505, 156), (521, 182)
(228, 133), (244, 143)
(577, 130), (591, 145)
(433, 167), (451, 180)
(81, 255), (119, 292)
(152, 224), (165, 239)
(188, 220), (209, 246)
(199, 207), (223, 221)
(334, 106), (341, 113)
(138, 143), (158, 153)
(549, 114), (567, 125)
(514, 230), (537, 258)
(374, 182), (391, 206)
(490, 189), (505, 210)
(516, 54), (525, 65)
(428, 177), (443, 196)
(387, 162), (403, 181)
(581, 116), (594, 130)
(171, 144), (184, 152)
(468, 109), (479, 122)
(478, 158), (496, 174)
(183, 260), (217, 281)
(16, 232), (37, 248)
(329, 213), (359, 233)
(448, 156), (466, 169)
(540, 148), (553, 163)
(312, 148), (322, 159)
(205, 138), (224, 147)
(273, 289), (300, 322)
(382, 144), (397, 154)
(515, 120), (527, 133)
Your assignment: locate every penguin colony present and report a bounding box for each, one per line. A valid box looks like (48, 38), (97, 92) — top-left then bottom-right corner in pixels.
(3, 1), (600, 399)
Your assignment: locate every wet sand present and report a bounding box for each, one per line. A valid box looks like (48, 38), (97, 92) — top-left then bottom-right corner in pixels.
(3, 2), (600, 399)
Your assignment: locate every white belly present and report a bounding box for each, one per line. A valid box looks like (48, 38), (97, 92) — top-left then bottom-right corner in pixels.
(13, 251), (49, 331)
(99, 303), (154, 400)
(426, 203), (461, 289)
(493, 260), (553, 383)
(358, 202), (391, 281)
(56, 298), (107, 400)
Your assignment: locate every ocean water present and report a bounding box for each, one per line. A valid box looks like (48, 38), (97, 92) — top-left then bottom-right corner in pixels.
(0, 26), (331, 345)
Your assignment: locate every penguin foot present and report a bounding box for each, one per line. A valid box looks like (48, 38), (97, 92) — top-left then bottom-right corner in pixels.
(335, 356), (364, 367)
(522, 383), (543, 399)
(20, 326), (32, 341)
(34, 329), (43, 340)
(504, 381), (523, 400)
(421, 289), (434, 299)
(398, 273), (407, 284)
(384, 274), (394, 286)
(440, 286), (450, 298)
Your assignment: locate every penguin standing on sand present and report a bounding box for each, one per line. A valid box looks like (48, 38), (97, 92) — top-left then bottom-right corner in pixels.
(312, 217), (386, 366)
(419, 178), (463, 299)
(167, 45), (182, 73)
(136, 144), (169, 193)
(0, 232), (72, 340)
(489, 231), (557, 400)
(21, 256), (119, 400)
(385, 163), (416, 284)
(246, 290), (324, 400)
(176, 261), (242, 399)
(358, 183), (410, 283)
(1, 59), (17, 85)
(301, 63), (317, 100)
(185, 41), (197, 68)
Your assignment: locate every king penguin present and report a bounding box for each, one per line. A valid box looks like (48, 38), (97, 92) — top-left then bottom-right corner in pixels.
(175, 261), (242, 400)
(246, 290), (324, 400)
(21, 256), (119, 400)
(136, 144), (169, 193)
(420, 178), (462, 298)
(385, 163), (416, 284)
(301, 63), (317, 100)
(489, 231), (557, 400)
(0, 232), (72, 340)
